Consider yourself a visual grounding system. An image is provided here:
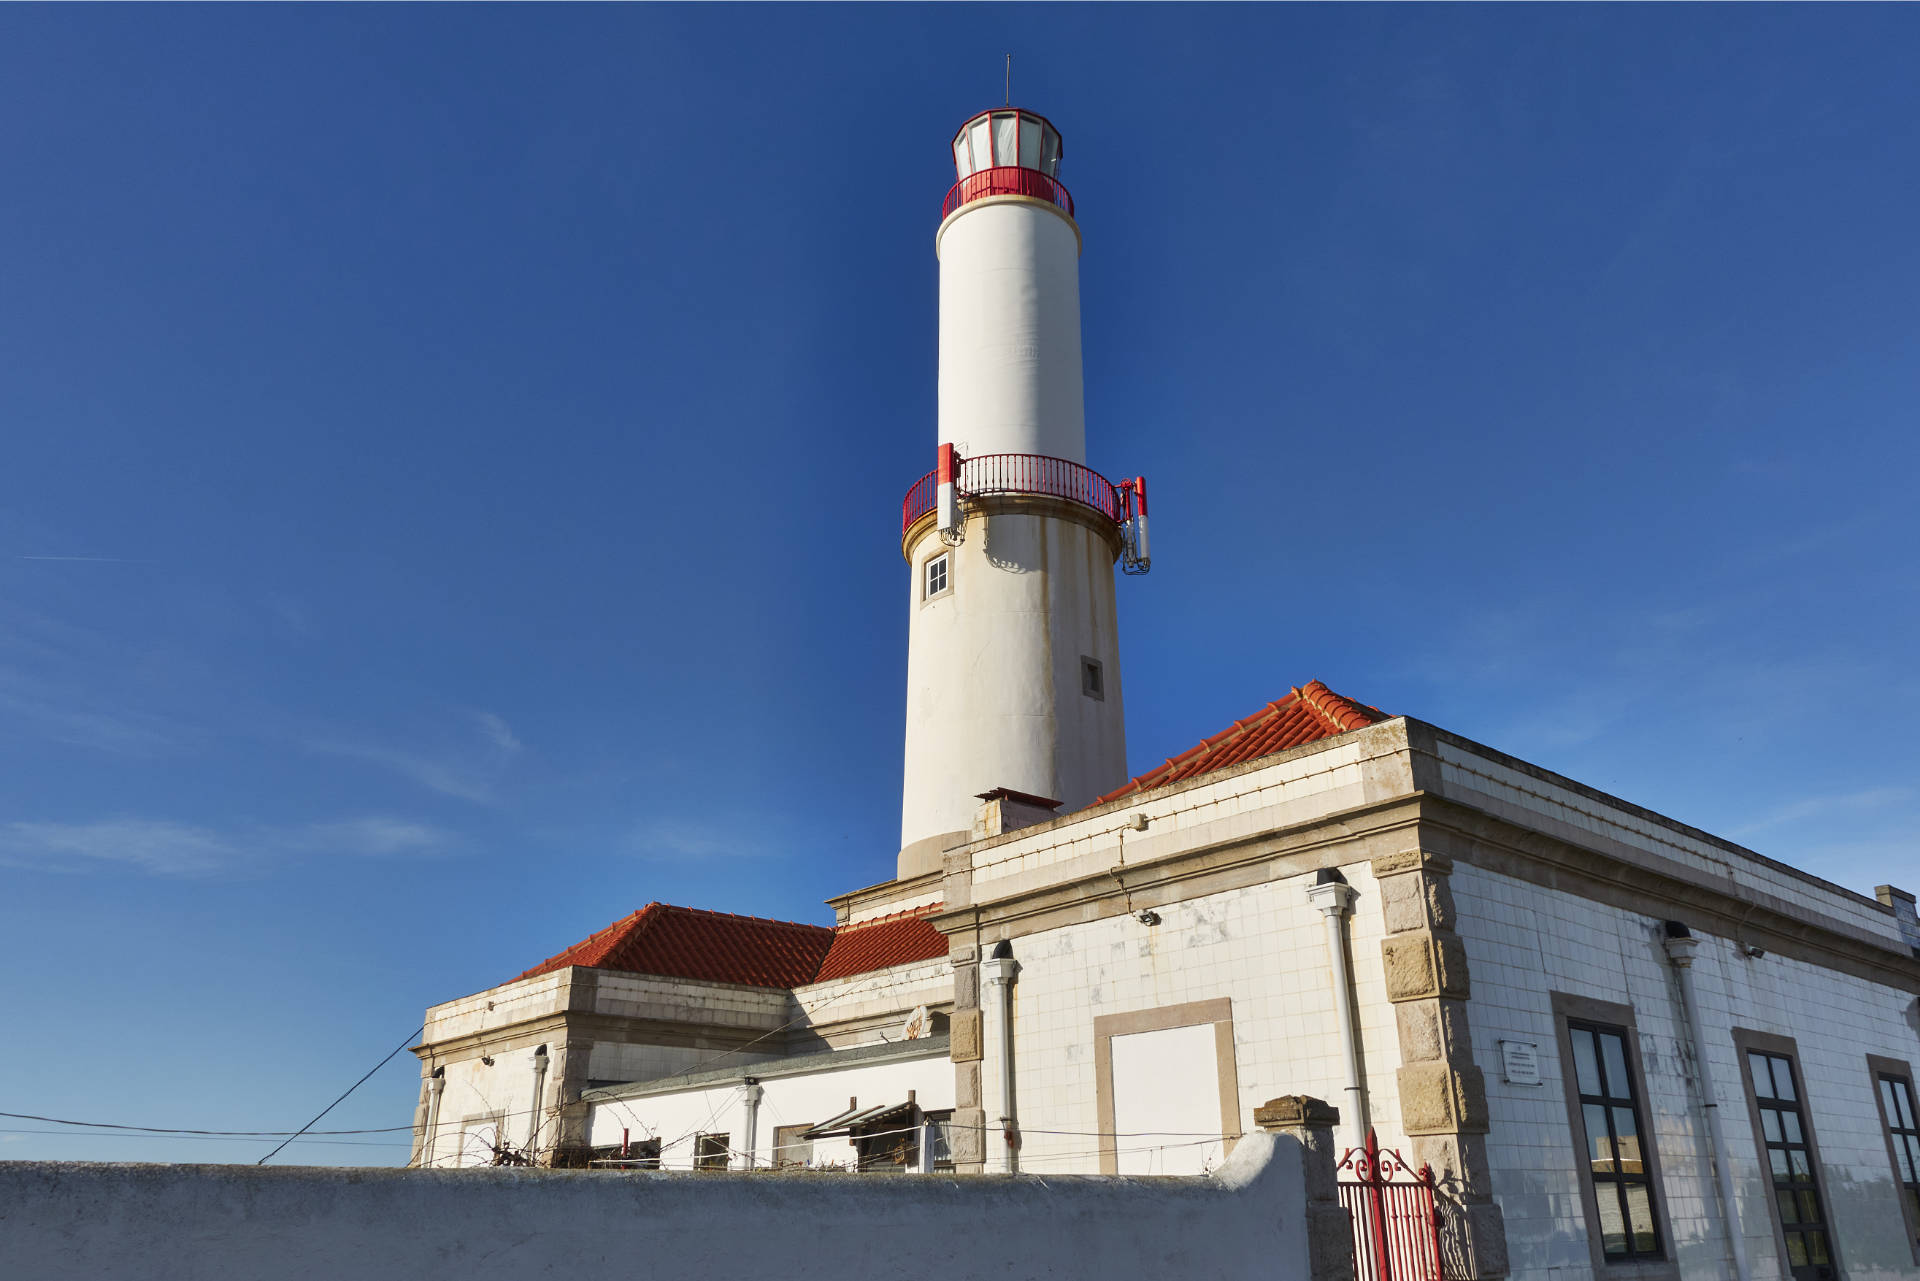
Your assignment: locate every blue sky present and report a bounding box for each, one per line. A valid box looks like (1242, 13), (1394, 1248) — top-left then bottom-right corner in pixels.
(2, 6), (1916, 1165)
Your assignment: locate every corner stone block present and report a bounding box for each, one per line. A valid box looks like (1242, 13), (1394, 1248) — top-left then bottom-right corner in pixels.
(1442, 1200), (1510, 1280)
(1396, 1063), (1490, 1136)
(1370, 848), (1453, 879)
(949, 1008), (983, 1063)
(1381, 935), (1438, 1001)
(955, 1061), (982, 1110)
(949, 1106), (987, 1165)
(1409, 1132), (1494, 1200)
(1393, 999), (1472, 1064)
(1433, 933), (1471, 998)
(1380, 874), (1432, 934)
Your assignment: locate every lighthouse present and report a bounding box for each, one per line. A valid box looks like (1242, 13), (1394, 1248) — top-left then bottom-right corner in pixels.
(897, 107), (1150, 879)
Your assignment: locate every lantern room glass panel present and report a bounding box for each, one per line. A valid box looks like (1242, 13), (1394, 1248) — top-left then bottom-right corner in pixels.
(953, 137), (972, 179)
(993, 112), (1018, 166)
(969, 119), (992, 172)
(1019, 117), (1041, 168)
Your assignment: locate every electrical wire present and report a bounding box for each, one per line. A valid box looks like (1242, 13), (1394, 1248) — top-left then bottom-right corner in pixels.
(257, 1025), (423, 1166)
(0, 1110), (416, 1138)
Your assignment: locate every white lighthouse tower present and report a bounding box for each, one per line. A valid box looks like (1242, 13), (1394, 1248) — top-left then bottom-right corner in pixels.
(898, 106), (1150, 879)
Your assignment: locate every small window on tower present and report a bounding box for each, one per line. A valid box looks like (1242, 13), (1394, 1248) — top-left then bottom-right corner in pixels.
(1082, 657), (1105, 700)
(925, 554), (950, 600)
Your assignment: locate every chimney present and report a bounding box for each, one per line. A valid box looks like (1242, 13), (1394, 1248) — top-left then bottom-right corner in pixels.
(1875, 885), (1920, 952)
(971, 787), (1063, 842)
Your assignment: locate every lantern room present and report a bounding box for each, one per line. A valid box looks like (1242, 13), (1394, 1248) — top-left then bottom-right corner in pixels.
(944, 108), (1072, 220)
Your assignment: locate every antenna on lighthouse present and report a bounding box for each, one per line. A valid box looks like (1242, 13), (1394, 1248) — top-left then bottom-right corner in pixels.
(1005, 54), (1012, 107)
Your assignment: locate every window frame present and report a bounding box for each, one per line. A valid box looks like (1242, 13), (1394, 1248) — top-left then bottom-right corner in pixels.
(1080, 656), (1105, 701)
(923, 552), (950, 602)
(771, 1122), (813, 1170)
(1867, 1052), (1920, 1265)
(1732, 1028), (1840, 1281)
(1092, 997), (1241, 1176)
(1549, 993), (1678, 1281)
(693, 1131), (731, 1171)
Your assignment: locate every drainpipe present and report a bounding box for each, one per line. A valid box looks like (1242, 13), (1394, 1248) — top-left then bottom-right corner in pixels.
(1306, 870), (1368, 1146)
(982, 939), (1021, 1174)
(1664, 922), (1751, 1281)
(742, 1079), (764, 1170)
(420, 1068), (445, 1167)
(525, 1046), (548, 1156)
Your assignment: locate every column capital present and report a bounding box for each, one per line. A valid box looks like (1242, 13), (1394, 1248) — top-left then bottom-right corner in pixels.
(981, 955), (1019, 985)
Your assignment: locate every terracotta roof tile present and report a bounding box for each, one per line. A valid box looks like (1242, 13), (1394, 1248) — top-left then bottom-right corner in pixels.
(811, 905), (949, 984)
(516, 901), (949, 989)
(1093, 680), (1389, 806)
(514, 903), (834, 988)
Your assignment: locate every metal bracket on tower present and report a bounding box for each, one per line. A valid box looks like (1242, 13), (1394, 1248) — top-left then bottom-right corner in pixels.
(936, 443), (966, 547)
(1120, 476), (1151, 575)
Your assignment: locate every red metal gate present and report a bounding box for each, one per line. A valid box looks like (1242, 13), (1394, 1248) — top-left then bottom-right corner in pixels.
(1337, 1128), (1445, 1281)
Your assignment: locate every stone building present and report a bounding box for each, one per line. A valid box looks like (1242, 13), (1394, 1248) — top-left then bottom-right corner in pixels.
(410, 103), (1920, 1281)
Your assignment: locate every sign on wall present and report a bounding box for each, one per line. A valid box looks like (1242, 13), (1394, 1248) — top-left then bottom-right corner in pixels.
(1498, 1040), (1542, 1086)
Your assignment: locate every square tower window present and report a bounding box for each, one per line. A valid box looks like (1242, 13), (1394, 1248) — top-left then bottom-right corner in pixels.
(924, 554), (950, 600)
(1081, 657), (1105, 700)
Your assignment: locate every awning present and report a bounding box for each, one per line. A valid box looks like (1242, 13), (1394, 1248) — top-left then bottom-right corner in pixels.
(802, 1101), (919, 1140)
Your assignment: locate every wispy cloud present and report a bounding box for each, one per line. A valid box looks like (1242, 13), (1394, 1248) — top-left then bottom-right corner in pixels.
(13, 555), (141, 563)
(0, 816), (454, 877)
(626, 821), (779, 863)
(1727, 787), (1915, 840)
(307, 710), (523, 804)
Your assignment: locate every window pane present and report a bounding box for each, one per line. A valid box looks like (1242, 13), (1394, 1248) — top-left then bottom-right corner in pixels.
(1904, 1185), (1920, 1228)
(1781, 1110), (1803, 1145)
(1797, 1190), (1820, 1225)
(1788, 1148), (1811, 1180)
(993, 112), (1017, 166)
(1905, 1134), (1920, 1178)
(1762, 1108), (1782, 1143)
(1624, 1184), (1658, 1254)
(1785, 1232), (1809, 1267)
(1898, 1138), (1915, 1183)
(1612, 1108), (1644, 1174)
(1596, 1182), (1629, 1257)
(1884, 1078), (1901, 1124)
(1040, 127), (1060, 176)
(1019, 118), (1040, 168)
(1572, 1029), (1602, 1096)
(1749, 1052), (1774, 1098)
(1601, 1033), (1631, 1100)
(1806, 1230), (1830, 1266)
(970, 120), (992, 170)
(1770, 1056), (1796, 1102)
(1778, 1185), (1800, 1224)
(954, 138), (972, 179)
(1769, 1148), (1790, 1179)
(1898, 1079), (1917, 1130)
(1584, 1103), (1616, 1173)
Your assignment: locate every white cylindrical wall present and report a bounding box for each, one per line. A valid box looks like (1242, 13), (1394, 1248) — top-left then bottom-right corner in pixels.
(937, 201), (1086, 463)
(900, 509), (1126, 855)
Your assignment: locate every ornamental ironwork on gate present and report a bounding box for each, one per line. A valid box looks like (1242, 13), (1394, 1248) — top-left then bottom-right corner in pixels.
(1337, 1128), (1445, 1281)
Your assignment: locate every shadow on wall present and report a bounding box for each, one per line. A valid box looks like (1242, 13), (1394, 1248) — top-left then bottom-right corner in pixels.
(0, 1114), (1349, 1281)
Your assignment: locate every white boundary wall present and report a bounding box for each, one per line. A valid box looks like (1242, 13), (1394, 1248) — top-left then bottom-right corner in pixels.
(0, 1130), (1311, 1281)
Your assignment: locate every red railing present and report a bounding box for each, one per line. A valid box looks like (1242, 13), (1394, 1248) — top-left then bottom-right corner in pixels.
(1338, 1129), (1445, 1281)
(902, 452), (1123, 534)
(942, 167), (1075, 221)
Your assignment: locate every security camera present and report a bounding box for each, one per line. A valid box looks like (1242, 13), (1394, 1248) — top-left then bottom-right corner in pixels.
(1135, 909), (1161, 926)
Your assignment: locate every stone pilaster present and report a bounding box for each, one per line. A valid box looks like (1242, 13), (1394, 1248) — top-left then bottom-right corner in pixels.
(1253, 1095), (1353, 1281)
(1373, 848), (1508, 1280)
(947, 940), (987, 1172)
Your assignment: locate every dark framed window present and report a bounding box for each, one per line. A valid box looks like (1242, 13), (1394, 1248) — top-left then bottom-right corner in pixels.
(1868, 1054), (1920, 1264)
(693, 1132), (730, 1170)
(1569, 1020), (1662, 1260)
(1735, 1030), (1838, 1281)
(1550, 993), (1675, 1279)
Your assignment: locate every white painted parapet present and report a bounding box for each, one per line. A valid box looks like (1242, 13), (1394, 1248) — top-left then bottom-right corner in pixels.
(0, 1124), (1330, 1281)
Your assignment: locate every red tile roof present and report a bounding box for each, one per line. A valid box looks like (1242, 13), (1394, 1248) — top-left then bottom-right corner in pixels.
(1094, 680), (1389, 806)
(515, 901), (949, 988)
(812, 905), (949, 984)
(515, 903), (834, 988)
